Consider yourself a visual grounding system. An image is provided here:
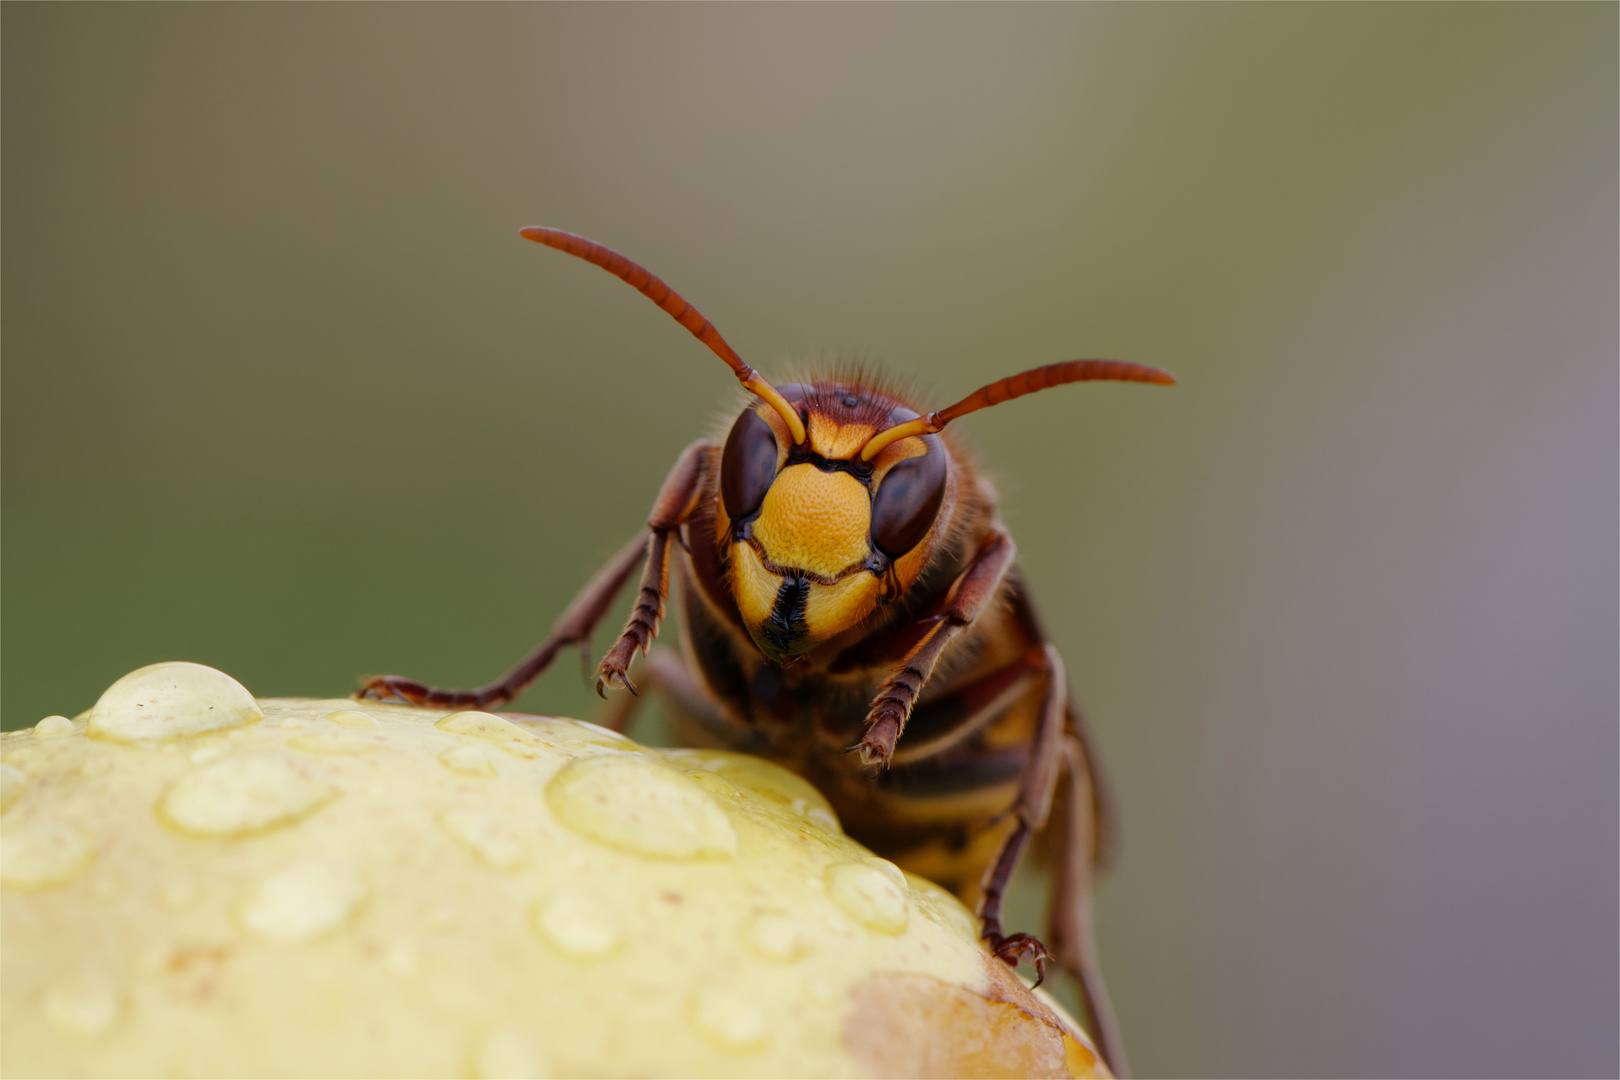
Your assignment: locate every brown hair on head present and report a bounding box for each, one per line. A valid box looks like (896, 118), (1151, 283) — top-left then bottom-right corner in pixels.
(518, 227), (808, 445)
(858, 359), (1176, 462)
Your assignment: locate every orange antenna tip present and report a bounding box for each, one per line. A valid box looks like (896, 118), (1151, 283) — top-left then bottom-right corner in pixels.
(860, 358), (1175, 461)
(519, 226), (807, 445)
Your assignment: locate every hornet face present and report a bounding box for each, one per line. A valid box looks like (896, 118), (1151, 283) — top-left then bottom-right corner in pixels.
(718, 383), (949, 663)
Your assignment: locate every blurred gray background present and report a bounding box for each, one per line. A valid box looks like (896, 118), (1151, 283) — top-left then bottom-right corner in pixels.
(4, 5), (1615, 1076)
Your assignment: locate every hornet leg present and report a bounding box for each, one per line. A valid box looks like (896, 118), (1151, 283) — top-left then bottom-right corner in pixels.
(975, 644), (1065, 983)
(855, 529), (1016, 766)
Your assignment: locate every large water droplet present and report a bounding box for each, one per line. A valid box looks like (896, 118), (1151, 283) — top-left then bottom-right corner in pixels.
(1, 817), (94, 890)
(740, 911), (816, 963)
(42, 968), (122, 1036)
(689, 988), (770, 1053)
(473, 1023), (550, 1079)
(289, 730), (376, 756)
(546, 756), (736, 860)
(86, 662), (262, 743)
(34, 715), (73, 736)
(159, 755), (335, 838)
(661, 748), (840, 832)
(237, 855), (366, 943)
(323, 709), (379, 728)
(438, 806), (530, 871)
(529, 889), (623, 961)
(0, 763), (28, 814)
(825, 859), (910, 935)
(439, 744), (497, 777)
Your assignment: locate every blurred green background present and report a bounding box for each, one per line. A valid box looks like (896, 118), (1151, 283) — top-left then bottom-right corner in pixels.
(4, 5), (1615, 1076)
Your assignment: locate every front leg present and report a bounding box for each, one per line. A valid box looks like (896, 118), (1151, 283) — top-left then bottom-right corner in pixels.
(358, 441), (713, 710)
(855, 529), (1016, 766)
(594, 441), (713, 696)
(592, 529), (675, 696)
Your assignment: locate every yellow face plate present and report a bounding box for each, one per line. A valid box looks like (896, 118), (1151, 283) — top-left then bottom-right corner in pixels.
(751, 465), (871, 579)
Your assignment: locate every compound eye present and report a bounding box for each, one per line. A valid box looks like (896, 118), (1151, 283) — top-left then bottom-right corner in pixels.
(720, 406), (780, 520)
(870, 435), (947, 559)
